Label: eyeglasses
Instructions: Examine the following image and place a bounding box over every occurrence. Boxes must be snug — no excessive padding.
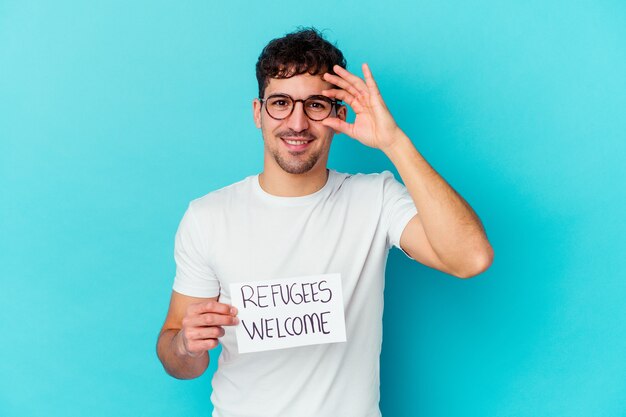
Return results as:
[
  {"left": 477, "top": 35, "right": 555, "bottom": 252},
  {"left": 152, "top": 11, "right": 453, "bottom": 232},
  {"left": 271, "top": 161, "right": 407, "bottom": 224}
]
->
[{"left": 259, "top": 94, "right": 340, "bottom": 121}]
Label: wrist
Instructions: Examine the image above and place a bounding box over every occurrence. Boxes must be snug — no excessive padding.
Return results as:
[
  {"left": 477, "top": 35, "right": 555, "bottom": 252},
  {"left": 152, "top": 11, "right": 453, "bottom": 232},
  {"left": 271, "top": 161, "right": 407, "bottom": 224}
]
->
[{"left": 380, "top": 128, "right": 411, "bottom": 157}]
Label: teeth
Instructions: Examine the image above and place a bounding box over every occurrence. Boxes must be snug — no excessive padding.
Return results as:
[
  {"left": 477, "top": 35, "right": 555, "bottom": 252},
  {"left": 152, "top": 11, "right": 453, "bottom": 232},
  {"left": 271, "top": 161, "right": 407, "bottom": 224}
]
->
[{"left": 285, "top": 140, "right": 309, "bottom": 145}]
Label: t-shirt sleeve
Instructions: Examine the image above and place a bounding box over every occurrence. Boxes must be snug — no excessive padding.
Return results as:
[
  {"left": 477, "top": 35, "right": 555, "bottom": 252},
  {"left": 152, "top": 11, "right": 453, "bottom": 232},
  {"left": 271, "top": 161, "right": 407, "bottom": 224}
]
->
[
  {"left": 172, "top": 203, "right": 220, "bottom": 298},
  {"left": 381, "top": 171, "right": 418, "bottom": 257}
]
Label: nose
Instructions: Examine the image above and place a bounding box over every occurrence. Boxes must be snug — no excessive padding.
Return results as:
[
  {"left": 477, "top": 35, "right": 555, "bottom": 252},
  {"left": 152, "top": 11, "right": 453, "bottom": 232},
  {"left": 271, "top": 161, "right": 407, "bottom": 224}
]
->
[{"left": 285, "top": 101, "right": 309, "bottom": 132}]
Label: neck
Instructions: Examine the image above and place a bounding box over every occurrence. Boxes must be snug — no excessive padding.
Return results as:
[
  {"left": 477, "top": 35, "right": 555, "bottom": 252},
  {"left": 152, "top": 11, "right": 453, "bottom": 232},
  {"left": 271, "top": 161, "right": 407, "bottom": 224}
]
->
[{"left": 258, "top": 165, "right": 329, "bottom": 197}]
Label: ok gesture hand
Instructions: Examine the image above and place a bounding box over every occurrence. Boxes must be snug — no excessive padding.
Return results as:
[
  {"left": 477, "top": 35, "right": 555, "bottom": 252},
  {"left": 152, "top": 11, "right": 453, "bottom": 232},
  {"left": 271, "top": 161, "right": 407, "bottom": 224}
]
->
[{"left": 322, "top": 63, "right": 402, "bottom": 152}]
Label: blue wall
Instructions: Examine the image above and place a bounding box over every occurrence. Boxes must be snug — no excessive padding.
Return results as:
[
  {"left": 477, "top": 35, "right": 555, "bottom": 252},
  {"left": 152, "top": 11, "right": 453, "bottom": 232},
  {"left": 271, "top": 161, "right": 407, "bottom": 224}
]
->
[{"left": 1, "top": 1, "right": 625, "bottom": 416}]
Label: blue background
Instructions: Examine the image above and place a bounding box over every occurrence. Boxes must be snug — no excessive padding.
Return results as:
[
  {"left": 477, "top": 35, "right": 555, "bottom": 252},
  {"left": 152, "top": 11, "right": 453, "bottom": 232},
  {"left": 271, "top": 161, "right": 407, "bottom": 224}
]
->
[{"left": 1, "top": 1, "right": 625, "bottom": 416}]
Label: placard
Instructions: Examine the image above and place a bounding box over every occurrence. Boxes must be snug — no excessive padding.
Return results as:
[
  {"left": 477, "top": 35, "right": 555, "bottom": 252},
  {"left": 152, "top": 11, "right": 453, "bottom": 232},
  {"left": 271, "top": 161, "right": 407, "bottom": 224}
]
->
[{"left": 229, "top": 273, "right": 346, "bottom": 354}]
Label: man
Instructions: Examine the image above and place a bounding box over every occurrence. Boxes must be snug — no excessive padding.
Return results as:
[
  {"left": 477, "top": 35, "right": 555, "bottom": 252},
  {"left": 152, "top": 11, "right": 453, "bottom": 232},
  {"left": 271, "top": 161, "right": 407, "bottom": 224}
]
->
[{"left": 157, "top": 28, "right": 493, "bottom": 416}]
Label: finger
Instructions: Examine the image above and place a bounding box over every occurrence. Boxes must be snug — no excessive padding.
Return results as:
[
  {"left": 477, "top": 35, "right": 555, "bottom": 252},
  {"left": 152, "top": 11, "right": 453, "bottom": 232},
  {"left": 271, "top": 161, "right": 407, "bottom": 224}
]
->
[
  {"left": 332, "top": 65, "right": 369, "bottom": 95},
  {"left": 321, "top": 89, "right": 363, "bottom": 112},
  {"left": 190, "top": 326, "right": 226, "bottom": 340},
  {"left": 362, "top": 63, "right": 380, "bottom": 95},
  {"left": 182, "top": 326, "right": 224, "bottom": 345},
  {"left": 184, "top": 312, "right": 240, "bottom": 328},
  {"left": 322, "top": 117, "right": 354, "bottom": 137},
  {"left": 189, "top": 300, "right": 237, "bottom": 316},
  {"left": 323, "top": 72, "right": 362, "bottom": 99},
  {"left": 186, "top": 338, "right": 219, "bottom": 354}
]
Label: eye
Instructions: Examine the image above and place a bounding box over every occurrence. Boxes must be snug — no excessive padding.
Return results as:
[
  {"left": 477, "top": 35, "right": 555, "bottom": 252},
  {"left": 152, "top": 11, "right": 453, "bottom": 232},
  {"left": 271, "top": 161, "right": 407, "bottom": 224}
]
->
[
  {"left": 306, "top": 99, "right": 330, "bottom": 111},
  {"left": 268, "top": 97, "right": 291, "bottom": 108}
]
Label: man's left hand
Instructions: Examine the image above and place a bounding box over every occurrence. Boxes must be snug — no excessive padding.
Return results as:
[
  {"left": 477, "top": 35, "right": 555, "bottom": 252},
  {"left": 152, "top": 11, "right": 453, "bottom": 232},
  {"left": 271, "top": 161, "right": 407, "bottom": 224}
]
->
[{"left": 322, "top": 63, "right": 402, "bottom": 152}]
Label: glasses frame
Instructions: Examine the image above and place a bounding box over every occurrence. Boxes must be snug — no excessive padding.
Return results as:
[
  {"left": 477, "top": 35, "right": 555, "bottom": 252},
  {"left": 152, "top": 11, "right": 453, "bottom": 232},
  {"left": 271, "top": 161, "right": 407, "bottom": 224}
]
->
[{"left": 259, "top": 93, "right": 341, "bottom": 121}]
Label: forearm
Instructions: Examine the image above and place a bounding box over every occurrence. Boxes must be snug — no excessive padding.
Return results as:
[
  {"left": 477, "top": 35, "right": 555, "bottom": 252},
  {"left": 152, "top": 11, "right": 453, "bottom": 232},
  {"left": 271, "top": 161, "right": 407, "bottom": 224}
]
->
[
  {"left": 157, "top": 329, "right": 209, "bottom": 380},
  {"left": 382, "top": 130, "right": 493, "bottom": 274}
]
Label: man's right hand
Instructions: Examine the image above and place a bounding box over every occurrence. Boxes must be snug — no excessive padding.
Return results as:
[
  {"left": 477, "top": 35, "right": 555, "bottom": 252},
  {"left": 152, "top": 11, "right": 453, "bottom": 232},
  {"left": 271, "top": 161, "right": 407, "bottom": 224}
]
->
[{"left": 176, "top": 300, "right": 239, "bottom": 357}]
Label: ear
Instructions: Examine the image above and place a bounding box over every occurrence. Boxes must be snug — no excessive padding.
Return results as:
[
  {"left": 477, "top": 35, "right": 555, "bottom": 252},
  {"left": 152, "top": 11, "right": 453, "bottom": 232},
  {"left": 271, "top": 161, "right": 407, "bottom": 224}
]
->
[
  {"left": 253, "top": 99, "right": 262, "bottom": 128},
  {"left": 336, "top": 104, "right": 347, "bottom": 122}
]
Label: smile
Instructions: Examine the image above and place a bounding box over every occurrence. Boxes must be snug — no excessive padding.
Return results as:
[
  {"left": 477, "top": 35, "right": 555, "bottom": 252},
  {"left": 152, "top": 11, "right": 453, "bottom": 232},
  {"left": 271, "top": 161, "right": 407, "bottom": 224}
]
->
[{"left": 281, "top": 137, "right": 314, "bottom": 151}]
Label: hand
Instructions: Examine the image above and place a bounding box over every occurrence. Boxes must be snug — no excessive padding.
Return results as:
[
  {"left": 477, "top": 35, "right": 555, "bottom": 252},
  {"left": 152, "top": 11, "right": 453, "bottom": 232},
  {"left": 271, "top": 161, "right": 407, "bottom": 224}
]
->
[
  {"left": 322, "top": 63, "right": 401, "bottom": 151},
  {"left": 176, "top": 300, "right": 239, "bottom": 357}
]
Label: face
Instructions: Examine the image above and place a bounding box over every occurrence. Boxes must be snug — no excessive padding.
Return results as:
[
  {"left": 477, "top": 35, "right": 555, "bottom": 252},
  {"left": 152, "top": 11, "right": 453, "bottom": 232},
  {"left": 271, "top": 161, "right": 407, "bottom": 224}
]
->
[{"left": 253, "top": 73, "right": 346, "bottom": 175}]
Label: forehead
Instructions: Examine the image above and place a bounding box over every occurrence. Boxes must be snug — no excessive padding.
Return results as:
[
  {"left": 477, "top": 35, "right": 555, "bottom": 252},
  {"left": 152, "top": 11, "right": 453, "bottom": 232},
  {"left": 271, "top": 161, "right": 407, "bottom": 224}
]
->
[{"left": 264, "top": 73, "right": 334, "bottom": 98}]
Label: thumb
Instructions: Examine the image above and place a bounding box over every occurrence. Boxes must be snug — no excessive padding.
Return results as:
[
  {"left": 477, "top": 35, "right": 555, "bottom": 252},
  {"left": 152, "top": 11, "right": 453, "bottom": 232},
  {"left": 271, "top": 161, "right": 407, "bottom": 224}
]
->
[{"left": 322, "top": 117, "right": 353, "bottom": 137}]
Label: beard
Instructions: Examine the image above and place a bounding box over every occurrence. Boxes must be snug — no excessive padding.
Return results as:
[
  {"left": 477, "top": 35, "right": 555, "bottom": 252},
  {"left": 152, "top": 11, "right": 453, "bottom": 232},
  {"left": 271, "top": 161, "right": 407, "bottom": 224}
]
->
[
  {"left": 272, "top": 147, "right": 321, "bottom": 174},
  {"left": 266, "top": 129, "right": 324, "bottom": 175}
]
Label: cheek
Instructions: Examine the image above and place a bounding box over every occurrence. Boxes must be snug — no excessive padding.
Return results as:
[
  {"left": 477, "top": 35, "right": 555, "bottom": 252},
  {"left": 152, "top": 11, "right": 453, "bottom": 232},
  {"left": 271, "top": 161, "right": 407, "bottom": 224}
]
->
[
  {"left": 260, "top": 118, "right": 283, "bottom": 140},
  {"left": 319, "top": 125, "right": 336, "bottom": 139}
]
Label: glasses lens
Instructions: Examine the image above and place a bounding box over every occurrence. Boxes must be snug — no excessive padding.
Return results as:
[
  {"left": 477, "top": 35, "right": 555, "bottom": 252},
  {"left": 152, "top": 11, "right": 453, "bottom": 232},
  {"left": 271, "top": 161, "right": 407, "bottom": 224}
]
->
[
  {"left": 304, "top": 96, "right": 333, "bottom": 121},
  {"left": 265, "top": 95, "right": 293, "bottom": 119},
  {"left": 264, "top": 95, "right": 335, "bottom": 120}
]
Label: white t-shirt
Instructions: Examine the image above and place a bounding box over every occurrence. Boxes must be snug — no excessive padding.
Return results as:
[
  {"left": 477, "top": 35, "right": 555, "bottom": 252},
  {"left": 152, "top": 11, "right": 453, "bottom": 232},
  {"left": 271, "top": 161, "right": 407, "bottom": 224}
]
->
[{"left": 173, "top": 169, "right": 417, "bottom": 417}]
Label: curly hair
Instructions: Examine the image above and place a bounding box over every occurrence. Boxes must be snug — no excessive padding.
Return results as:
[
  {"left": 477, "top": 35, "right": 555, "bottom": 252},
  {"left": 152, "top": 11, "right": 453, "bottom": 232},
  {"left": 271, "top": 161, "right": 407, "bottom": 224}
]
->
[{"left": 255, "top": 27, "right": 347, "bottom": 99}]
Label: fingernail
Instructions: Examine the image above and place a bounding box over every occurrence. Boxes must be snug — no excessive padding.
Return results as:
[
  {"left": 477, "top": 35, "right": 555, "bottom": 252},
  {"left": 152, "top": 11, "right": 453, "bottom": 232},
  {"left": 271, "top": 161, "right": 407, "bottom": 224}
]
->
[{"left": 230, "top": 307, "right": 238, "bottom": 315}]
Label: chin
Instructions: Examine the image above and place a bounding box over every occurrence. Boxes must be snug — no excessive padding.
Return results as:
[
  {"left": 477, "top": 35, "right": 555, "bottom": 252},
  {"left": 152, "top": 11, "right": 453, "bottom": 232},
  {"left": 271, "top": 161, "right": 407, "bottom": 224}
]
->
[{"left": 274, "top": 153, "right": 321, "bottom": 175}]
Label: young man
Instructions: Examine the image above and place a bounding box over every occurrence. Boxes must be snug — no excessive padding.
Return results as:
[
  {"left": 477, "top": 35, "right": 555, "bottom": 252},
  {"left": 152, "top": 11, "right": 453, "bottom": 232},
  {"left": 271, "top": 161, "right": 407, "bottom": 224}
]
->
[{"left": 157, "top": 28, "right": 493, "bottom": 416}]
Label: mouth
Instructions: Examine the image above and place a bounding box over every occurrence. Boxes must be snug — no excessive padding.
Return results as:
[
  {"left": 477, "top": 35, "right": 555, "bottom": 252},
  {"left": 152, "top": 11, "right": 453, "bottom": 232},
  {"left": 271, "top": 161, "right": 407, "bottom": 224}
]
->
[{"left": 281, "top": 137, "right": 314, "bottom": 151}]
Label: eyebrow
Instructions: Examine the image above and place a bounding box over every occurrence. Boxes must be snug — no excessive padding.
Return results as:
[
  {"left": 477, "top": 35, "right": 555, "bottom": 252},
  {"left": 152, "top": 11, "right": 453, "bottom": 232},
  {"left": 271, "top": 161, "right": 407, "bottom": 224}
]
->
[{"left": 266, "top": 93, "right": 326, "bottom": 98}]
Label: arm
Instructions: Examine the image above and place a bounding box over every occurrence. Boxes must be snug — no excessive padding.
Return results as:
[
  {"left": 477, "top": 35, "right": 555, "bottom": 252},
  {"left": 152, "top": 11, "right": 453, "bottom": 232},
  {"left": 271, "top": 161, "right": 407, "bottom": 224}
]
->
[
  {"left": 387, "top": 134, "right": 493, "bottom": 278},
  {"left": 156, "top": 291, "right": 238, "bottom": 379},
  {"left": 322, "top": 64, "right": 493, "bottom": 278}
]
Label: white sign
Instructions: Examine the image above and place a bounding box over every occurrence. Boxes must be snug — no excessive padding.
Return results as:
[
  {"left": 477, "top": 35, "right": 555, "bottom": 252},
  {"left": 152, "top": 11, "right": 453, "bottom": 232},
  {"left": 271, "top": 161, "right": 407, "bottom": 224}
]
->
[{"left": 229, "top": 273, "right": 346, "bottom": 354}]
